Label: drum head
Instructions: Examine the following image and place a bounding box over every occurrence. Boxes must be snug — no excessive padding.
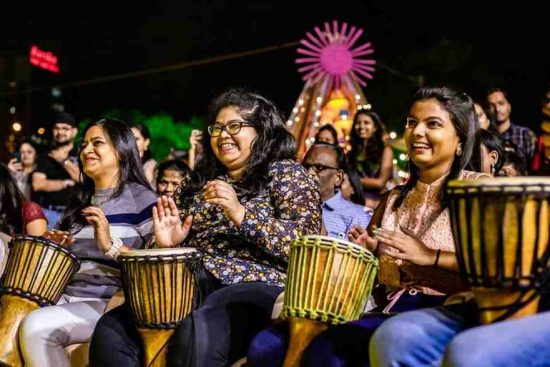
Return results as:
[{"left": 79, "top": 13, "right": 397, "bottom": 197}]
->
[
  {"left": 11, "top": 234, "right": 59, "bottom": 248},
  {"left": 298, "top": 235, "right": 375, "bottom": 257},
  {"left": 448, "top": 177, "right": 550, "bottom": 193},
  {"left": 9, "top": 234, "right": 79, "bottom": 260},
  {"left": 119, "top": 247, "right": 199, "bottom": 259}
]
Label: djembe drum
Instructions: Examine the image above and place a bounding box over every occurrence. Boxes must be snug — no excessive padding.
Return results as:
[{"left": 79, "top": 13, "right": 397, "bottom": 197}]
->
[
  {"left": 119, "top": 247, "right": 202, "bottom": 367},
  {"left": 0, "top": 235, "right": 80, "bottom": 366},
  {"left": 447, "top": 177, "right": 550, "bottom": 323},
  {"left": 281, "top": 235, "right": 379, "bottom": 367}
]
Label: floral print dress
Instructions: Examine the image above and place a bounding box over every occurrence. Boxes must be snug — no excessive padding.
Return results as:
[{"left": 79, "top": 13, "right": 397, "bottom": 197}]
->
[{"left": 174, "top": 159, "right": 322, "bottom": 287}]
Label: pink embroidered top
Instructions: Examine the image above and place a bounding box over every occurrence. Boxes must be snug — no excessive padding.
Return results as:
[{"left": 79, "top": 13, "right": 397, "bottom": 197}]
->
[{"left": 378, "top": 170, "right": 489, "bottom": 296}]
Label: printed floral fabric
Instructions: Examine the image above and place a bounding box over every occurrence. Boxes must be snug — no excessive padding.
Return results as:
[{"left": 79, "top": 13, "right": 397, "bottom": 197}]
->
[{"left": 174, "top": 160, "right": 322, "bottom": 287}]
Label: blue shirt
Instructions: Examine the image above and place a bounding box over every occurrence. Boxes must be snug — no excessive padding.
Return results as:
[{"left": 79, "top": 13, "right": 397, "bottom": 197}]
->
[{"left": 322, "top": 191, "right": 373, "bottom": 240}]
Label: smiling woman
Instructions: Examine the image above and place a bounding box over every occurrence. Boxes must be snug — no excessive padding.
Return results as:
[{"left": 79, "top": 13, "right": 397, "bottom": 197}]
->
[
  {"left": 246, "top": 86, "right": 488, "bottom": 367},
  {"left": 15, "top": 118, "right": 157, "bottom": 367},
  {"left": 90, "top": 89, "right": 322, "bottom": 367},
  {"left": 348, "top": 110, "right": 394, "bottom": 209}
]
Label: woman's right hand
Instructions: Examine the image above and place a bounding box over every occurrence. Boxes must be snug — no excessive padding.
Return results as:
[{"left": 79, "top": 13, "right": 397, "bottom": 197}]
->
[
  {"left": 43, "top": 229, "right": 74, "bottom": 248},
  {"left": 152, "top": 196, "right": 192, "bottom": 247},
  {"left": 348, "top": 225, "right": 378, "bottom": 253},
  {"left": 8, "top": 158, "right": 23, "bottom": 173}
]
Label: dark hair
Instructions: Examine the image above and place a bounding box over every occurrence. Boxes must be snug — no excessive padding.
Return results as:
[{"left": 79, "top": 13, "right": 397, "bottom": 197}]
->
[
  {"left": 502, "top": 150, "right": 528, "bottom": 176},
  {"left": 182, "top": 89, "right": 296, "bottom": 197},
  {"left": 348, "top": 110, "right": 386, "bottom": 174},
  {"left": 55, "top": 112, "right": 76, "bottom": 127},
  {"left": 485, "top": 87, "right": 509, "bottom": 100},
  {"left": 58, "top": 118, "right": 153, "bottom": 231},
  {"left": 345, "top": 169, "right": 366, "bottom": 205},
  {"left": 0, "top": 163, "right": 25, "bottom": 235},
  {"left": 16, "top": 139, "right": 40, "bottom": 164},
  {"left": 131, "top": 123, "right": 154, "bottom": 163},
  {"left": 315, "top": 124, "right": 339, "bottom": 145},
  {"left": 481, "top": 129, "right": 505, "bottom": 173},
  {"left": 473, "top": 101, "right": 497, "bottom": 133},
  {"left": 156, "top": 159, "right": 191, "bottom": 183},
  {"left": 394, "top": 86, "right": 481, "bottom": 209},
  {"left": 16, "top": 138, "right": 38, "bottom": 153},
  {"left": 304, "top": 142, "right": 348, "bottom": 171}
]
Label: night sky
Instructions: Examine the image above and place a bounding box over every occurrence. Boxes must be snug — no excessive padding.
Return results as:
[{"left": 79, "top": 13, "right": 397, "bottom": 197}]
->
[{"left": 1, "top": 0, "right": 548, "bottom": 136}]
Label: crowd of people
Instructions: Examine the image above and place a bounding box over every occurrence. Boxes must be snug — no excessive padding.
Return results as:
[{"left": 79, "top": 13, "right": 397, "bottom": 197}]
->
[{"left": 0, "top": 84, "right": 548, "bottom": 367}]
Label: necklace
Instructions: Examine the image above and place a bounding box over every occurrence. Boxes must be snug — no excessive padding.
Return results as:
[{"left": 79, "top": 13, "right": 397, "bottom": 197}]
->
[{"left": 91, "top": 194, "right": 109, "bottom": 207}]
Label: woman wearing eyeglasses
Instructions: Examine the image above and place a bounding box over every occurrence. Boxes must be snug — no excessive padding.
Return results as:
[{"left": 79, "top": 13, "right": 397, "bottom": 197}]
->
[{"left": 90, "top": 89, "right": 322, "bottom": 367}]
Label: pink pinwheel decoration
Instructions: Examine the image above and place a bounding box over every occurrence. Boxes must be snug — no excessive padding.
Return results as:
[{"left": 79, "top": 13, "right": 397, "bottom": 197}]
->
[{"left": 296, "top": 20, "right": 376, "bottom": 89}]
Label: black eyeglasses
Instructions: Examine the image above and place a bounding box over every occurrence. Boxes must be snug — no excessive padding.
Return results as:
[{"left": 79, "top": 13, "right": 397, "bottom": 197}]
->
[
  {"left": 207, "top": 120, "right": 253, "bottom": 137},
  {"left": 303, "top": 163, "right": 340, "bottom": 174}
]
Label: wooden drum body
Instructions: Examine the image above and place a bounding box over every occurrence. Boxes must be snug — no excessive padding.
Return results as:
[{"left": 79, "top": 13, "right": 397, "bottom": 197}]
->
[
  {"left": 119, "top": 247, "right": 202, "bottom": 367},
  {"left": 0, "top": 235, "right": 80, "bottom": 366},
  {"left": 282, "top": 235, "right": 379, "bottom": 366},
  {"left": 448, "top": 177, "right": 550, "bottom": 323}
]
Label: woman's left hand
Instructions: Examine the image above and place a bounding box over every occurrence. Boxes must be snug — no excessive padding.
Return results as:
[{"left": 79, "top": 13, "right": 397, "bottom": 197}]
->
[
  {"left": 374, "top": 225, "right": 436, "bottom": 266},
  {"left": 82, "top": 206, "right": 111, "bottom": 253},
  {"left": 203, "top": 180, "right": 245, "bottom": 227}
]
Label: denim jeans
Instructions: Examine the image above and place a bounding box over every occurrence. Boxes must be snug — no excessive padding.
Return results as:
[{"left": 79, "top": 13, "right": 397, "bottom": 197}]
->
[
  {"left": 247, "top": 292, "right": 447, "bottom": 367},
  {"left": 370, "top": 304, "right": 550, "bottom": 367}
]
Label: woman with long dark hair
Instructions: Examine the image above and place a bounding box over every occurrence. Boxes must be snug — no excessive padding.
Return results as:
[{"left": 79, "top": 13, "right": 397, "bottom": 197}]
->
[
  {"left": 0, "top": 163, "right": 46, "bottom": 236},
  {"left": 341, "top": 169, "right": 366, "bottom": 206},
  {"left": 17, "top": 118, "right": 157, "bottom": 367},
  {"left": 315, "top": 123, "right": 339, "bottom": 145},
  {"left": 131, "top": 123, "right": 157, "bottom": 186},
  {"left": 348, "top": 110, "right": 394, "bottom": 208},
  {"left": 247, "top": 86, "right": 487, "bottom": 367},
  {"left": 90, "top": 89, "right": 321, "bottom": 367}
]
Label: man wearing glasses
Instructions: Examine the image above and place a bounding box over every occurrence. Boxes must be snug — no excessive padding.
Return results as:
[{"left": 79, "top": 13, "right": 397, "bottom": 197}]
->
[{"left": 302, "top": 142, "right": 372, "bottom": 240}]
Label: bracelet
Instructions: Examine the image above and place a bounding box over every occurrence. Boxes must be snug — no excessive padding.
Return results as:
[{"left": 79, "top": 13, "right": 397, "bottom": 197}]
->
[
  {"left": 433, "top": 249, "right": 442, "bottom": 268},
  {"left": 104, "top": 237, "right": 123, "bottom": 260}
]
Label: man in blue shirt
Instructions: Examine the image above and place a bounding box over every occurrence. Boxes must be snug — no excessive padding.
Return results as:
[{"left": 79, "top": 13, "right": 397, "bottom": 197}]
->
[{"left": 302, "top": 142, "right": 372, "bottom": 240}]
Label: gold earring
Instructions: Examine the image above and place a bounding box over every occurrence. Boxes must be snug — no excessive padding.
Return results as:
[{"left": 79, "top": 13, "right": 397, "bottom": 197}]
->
[{"left": 456, "top": 146, "right": 463, "bottom": 156}]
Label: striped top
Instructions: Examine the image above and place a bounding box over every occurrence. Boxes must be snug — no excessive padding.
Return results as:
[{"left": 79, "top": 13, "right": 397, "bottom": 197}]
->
[
  {"left": 64, "top": 183, "right": 157, "bottom": 299},
  {"left": 322, "top": 191, "right": 372, "bottom": 240}
]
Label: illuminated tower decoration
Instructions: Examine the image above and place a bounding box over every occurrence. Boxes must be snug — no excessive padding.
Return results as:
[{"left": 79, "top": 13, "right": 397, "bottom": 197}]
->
[{"left": 287, "top": 21, "right": 376, "bottom": 156}]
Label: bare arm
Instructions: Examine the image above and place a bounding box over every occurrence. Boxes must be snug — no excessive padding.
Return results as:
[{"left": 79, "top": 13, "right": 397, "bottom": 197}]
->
[
  {"left": 32, "top": 172, "right": 74, "bottom": 192},
  {"left": 188, "top": 148, "right": 196, "bottom": 170},
  {"left": 144, "top": 163, "right": 156, "bottom": 185},
  {"left": 360, "top": 146, "right": 394, "bottom": 190},
  {"left": 62, "top": 160, "right": 82, "bottom": 183},
  {"left": 25, "top": 219, "right": 47, "bottom": 236},
  {"left": 433, "top": 251, "right": 459, "bottom": 272}
]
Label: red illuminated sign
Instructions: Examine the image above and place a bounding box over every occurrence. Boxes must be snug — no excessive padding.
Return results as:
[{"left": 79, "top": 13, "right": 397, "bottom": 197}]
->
[{"left": 29, "top": 45, "right": 60, "bottom": 73}]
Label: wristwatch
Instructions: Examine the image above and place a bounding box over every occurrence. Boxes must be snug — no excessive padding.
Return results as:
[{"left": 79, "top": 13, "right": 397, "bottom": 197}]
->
[{"left": 104, "top": 237, "right": 123, "bottom": 260}]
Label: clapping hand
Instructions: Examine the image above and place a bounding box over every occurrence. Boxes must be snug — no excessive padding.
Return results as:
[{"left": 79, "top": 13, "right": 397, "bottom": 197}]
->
[
  {"left": 152, "top": 196, "right": 193, "bottom": 247},
  {"left": 348, "top": 225, "right": 378, "bottom": 253},
  {"left": 203, "top": 180, "right": 245, "bottom": 227},
  {"left": 81, "top": 206, "right": 111, "bottom": 252},
  {"left": 373, "top": 225, "right": 436, "bottom": 266}
]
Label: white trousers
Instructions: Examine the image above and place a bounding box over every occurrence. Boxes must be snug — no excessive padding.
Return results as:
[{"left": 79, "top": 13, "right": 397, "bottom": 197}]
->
[{"left": 19, "top": 294, "right": 108, "bottom": 367}]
